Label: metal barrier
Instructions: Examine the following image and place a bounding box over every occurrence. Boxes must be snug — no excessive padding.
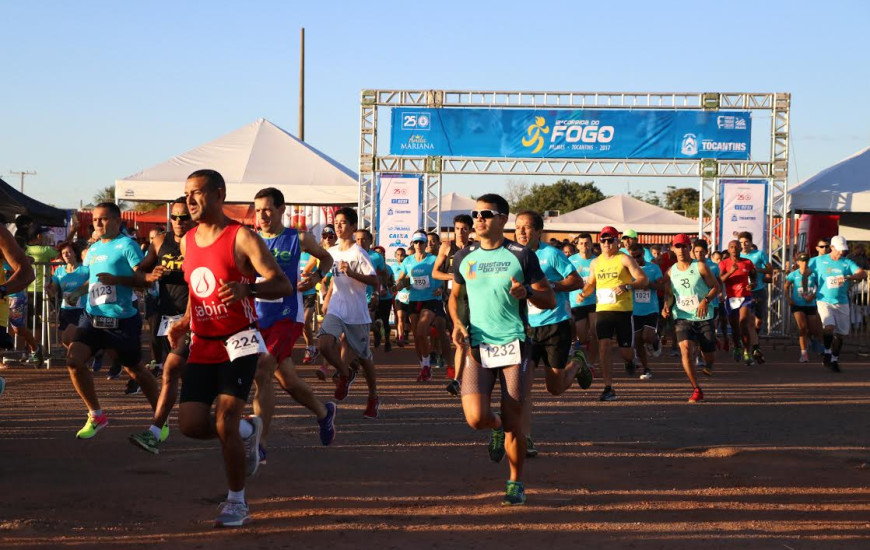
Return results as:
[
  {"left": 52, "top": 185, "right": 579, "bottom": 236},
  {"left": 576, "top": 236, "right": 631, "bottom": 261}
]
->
[
  {"left": 849, "top": 278, "right": 870, "bottom": 354},
  {"left": 2, "top": 262, "right": 60, "bottom": 368}
]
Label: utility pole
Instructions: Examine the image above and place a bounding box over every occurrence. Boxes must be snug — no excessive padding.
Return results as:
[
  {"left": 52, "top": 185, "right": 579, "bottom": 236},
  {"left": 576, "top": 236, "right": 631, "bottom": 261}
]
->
[
  {"left": 10, "top": 170, "right": 36, "bottom": 193},
  {"left": 299, "top": 27, "right": 305, "bottom": 141}
]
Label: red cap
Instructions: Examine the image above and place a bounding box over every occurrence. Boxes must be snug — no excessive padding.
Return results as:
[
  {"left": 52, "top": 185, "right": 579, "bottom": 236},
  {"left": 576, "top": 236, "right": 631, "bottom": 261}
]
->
[
  {"left": 600, "top": 226, "right": 618, "bottom": 239},
  {"left": 672, "top": 233, "right": 692, "bottom": 246}
]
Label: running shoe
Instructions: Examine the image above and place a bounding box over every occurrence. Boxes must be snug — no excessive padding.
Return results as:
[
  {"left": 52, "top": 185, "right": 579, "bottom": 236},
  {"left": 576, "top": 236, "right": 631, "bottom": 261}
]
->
[
  {"left": 823, "top": 352, "right": 832, "bottom": 366},
  {"left": 397, "top": 336, "right": 405, "bottom": 348},
  {"left": 743, "top": 350, "right": 754, "bottom": 366},
  {"left": 76, "top": 413, "right": 108, "bottom": 439},
  {"left": 688, "top": 387, "right": 704, "bottom": 403},
  {"left": 214, "top": 500, "right": 250, "bottom": 528},
  {"left": 106, "top": 362, "right": 122, "bottom": 380},
  {"left": 91, "top": 354, "right": 103, "bottom": 372},
  {"left": 124, "top": 379, "right": 141, "bottom": 395},
  {"left": 702, "top": 364, "right": 714, "bottom": 377},
  {"left": 416, "top": 365, "right": 432, "bottom": 382},
  {"left": 160, "top": 423, "right": 169, "bottom": 442},
  {"left": 650, "top": 337, "right": 662, "bottom": 357},
  {"left": 319, "top": 402, "right": 337, "bottom": 444},
  {"left": 525, "top": 436, "right": 538, "bottom": 458},
  {"left": 599, "top": 386, "right": 617, "bottom": 402},
  {"left": 146, "top": 360, "right": 159, "bottom": 371},
  {"left": 752, "top": 348, "right": 765, "bottom": 364},
  {"left": 668, "top": 347, "right": 680, "bottom": 357},
  {"left": 829, "top": 359, "right": 841, "bottom": 373},
  {"left": 243, "top": 416, "right": 263, "bottom": 477},
  {"left": 334, "top": 370, "right": 356, "bottom": 401},
  {"left": 0, "top": 376, "right": 5, "bottom": 397},
  {"left": 799, "top": 354, "right": 809, "bottom": 363},
  {"left": 502, "top": 480, "right": 526, "bottom": 506},
  {"left": 639, "top": 368, "right": 653, "bottom": 380},
  {"left": 363, "top": 396, "right": 380, "bottom": 419},
  {"left": 446, "top": 379, "right": 461, "bottom": 396},
  {"left": 258, "top": 444, "right": 267, "bottom": 465},
  {"left": 624, "top": 359, "right": 636, "bottom": 376},
  {"left": 489, "top": 424, "right": 506, "bottom": 463},
  {"left": 315, "top": 364, "right": 329, "bottom": 381},
  {"left": 732, "top": 346, "right": 742, "bottom": 363},
  {"left": 696, "top": 356, "right": 706, "bottom": 369},
  {"left": 129, "top": 430, "right": 160, "bottom": 454},
  {"left": 574, "top": 350, "right": 593, "bottom": 390}
]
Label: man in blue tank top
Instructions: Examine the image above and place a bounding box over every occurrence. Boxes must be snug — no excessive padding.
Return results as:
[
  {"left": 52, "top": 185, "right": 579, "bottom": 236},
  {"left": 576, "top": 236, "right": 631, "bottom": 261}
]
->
[{"left": 251, "top": 188, "right": 337, "bottom": 458}]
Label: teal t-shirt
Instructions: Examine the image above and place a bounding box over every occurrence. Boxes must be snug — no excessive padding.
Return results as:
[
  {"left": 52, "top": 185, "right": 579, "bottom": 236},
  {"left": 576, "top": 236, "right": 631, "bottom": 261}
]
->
[
  {"left": 453, "top": 239, "right": 545, "bottom": 347},
  {"left": 786, "top": 269, "right": 817, "bottom": 307},
  {"left": 528, "top": 243, "right": 576, "bottom": 328},
  {"left": 813, "top": 255, "right": 859, "bottom": 305},
  {"left": 366, "top": 250, "right": 387, "bottom": 302},
  {"left": 400, "top": 253, "right": 439, "bottom": 302},
  {"left": 741, "top": 250, "right": 768, "bottom": 291},
  {"left": 390, "top": 262, "right": 409, "bottom": 304},
  {"left": 299, "top": 252, "right": 317, "bottom": 297},
  {"left": 83, "top": 234, "right": 143, "bottom": 318},
  {"left": 632, "top": 263, "right": 662, "bottom": 317},
  {"left": 51, "top": 264, "right": 90, "bottom": 309},
  {"left": 568, "top": 253, "right": 596, "bottom": 307},
  {"left": 705, "top": 259, "right": 721, "bottom": 308},
  {"left": 668, "top": 260, "right": 713, "bottom": 321}
]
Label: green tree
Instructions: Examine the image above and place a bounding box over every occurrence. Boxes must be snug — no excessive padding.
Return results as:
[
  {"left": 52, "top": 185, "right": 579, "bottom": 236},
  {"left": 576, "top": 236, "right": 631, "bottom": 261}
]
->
[
  {"left": 90, "top": 186, "right": 163, "bottom": 211},
  {"left": 664, "top": 186, "right": 700, "bottom": 215},
  {"left": 629, "top": 190, "right": 662, "bottom": 207},
  {"left": 514, "top": 179, "right": 605, "bottom": 214}
]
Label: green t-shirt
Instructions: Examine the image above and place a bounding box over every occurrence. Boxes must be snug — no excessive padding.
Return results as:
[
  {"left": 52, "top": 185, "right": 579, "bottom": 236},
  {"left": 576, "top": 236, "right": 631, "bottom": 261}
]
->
[
  {"left": 26, "top": 245, "right": 59, "bottom": 293},
  {"left": 453, "top": 239, "right": 545, "bottom": 347}
]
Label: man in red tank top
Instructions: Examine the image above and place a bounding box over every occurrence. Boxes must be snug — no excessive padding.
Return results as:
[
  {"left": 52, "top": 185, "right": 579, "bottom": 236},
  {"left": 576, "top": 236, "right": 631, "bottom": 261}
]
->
[{"left": 167, "top": 169, "right": 293, "bottom": 528}]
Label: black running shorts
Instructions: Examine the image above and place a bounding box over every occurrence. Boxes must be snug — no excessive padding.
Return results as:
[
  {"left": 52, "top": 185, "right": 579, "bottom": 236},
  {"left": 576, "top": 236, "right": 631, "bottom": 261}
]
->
[
  {"left": 180, "top": 353, "right": 258, "bottom": 404},
  {"left": 571, "top": 304, "right": 596, "bottom": 322},
  {"left": 674, "top": 318, "right": 717, "bottom": 353},
  {"left": 73, "top": 313, "right": 142, "bottom": 367},
  {"left": 595, "top": 311, "right": 634, "bottom": 348},
  {"left": 527, "top": 319, "right": 573, "bottom": 370}
]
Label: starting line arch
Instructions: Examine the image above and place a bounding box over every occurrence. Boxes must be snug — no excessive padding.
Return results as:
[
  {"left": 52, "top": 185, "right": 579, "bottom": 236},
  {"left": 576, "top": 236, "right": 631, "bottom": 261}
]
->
[{"left": 358, "top": 89, "right": 790, "bottom": 334}]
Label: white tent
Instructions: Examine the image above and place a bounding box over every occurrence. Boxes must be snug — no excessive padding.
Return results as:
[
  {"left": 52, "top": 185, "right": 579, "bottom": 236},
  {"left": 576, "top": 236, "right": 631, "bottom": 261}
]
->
[
  {"left": 115, "top": 118, "right": 358, "bottom": 205},
  {"left": 790, "top": 146, "right": 870, "bottom": 213},
  {"left": 439, "top": 192, "right": 476, "bottom": 225},
  {"left": 507, "top": 194, "right": 698, "bottom": 234}
]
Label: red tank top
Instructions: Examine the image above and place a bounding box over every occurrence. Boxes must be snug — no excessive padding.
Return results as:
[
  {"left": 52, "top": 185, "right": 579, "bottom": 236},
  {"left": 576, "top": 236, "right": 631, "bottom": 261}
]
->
[
  {"left": 184, "top": 223, "right": 257, "bottom": 363},
  {"left": 718, "top": 257, "right": 754, "bottom": 298}
]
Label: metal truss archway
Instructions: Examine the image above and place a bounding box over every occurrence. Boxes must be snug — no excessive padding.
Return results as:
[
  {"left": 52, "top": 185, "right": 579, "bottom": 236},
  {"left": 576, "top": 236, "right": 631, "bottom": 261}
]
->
[{"left": 358, "top": 90, "right": 790, "bottom": 334}]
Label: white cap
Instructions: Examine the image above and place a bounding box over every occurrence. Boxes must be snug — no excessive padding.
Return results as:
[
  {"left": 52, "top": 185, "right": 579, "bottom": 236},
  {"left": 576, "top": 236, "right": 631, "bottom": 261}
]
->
[{"left": 831, "top": 235, "right": 848, "bottom": 252}]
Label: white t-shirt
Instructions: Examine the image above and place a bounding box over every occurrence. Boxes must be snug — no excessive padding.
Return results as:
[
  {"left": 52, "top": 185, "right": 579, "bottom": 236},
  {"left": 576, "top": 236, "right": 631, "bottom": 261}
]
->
[{"left": 327, "top": 243, "right": 376, "bottom": 324}]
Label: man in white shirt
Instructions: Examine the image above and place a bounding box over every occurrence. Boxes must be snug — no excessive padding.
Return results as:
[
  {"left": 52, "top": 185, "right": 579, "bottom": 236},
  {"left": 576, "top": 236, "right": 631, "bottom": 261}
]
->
[{"left": 318, "top": 207, "right": 381, "bottom": 418}]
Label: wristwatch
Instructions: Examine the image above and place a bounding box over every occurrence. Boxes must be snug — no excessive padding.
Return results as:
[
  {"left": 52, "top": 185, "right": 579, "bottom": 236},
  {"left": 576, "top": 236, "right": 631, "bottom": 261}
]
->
[
  {"left": 247, "top": 282, "right": 258, "bottom": 297},
  {"left": 703, "top": 296, "right": 711, "bottom": 303}
]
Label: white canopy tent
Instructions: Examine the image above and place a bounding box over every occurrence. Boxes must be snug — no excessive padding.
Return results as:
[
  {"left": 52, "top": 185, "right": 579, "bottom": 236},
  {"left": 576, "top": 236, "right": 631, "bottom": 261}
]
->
[
  {"left": 506, "top": 194, "right": 697, "bottom": 234},
  {"left": 115, "top": 118, "right": 358, "bottom": 205},
  {"left": 439, "top": 192, "right": 477, "bottom": 226},
  {"left": 789, "top": 146, "right": 870, "bottom": 213}
]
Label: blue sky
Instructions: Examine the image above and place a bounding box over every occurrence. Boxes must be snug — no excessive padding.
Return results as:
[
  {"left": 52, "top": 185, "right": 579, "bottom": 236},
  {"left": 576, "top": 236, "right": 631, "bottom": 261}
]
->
[{"left": 1, "top": 0, "right": 868, "bottom": 209}]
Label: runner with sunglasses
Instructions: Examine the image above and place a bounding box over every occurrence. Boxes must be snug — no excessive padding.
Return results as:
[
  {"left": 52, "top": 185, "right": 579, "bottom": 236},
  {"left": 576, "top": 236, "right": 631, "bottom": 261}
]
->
[
  {"left": 577, "top": 226, "right": 648, "bottom": 402},
  {"left": 397, "top": 230, "right": 445, "bottom": 382},
  {"left": 450, "top": 194, "right": 554, "bottom": 506},
  {"left": 128, "top": 198, "right": 195, "bottom": 453},
  {"left": 662, "top": 234, "right": 720, "bottom": 403}
]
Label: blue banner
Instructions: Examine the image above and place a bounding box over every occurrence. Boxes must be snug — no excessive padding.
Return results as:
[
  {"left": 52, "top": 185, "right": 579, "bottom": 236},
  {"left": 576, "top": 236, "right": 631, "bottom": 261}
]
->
[{"left": 390, "top": 108, "right": 751, "bottom": 160}]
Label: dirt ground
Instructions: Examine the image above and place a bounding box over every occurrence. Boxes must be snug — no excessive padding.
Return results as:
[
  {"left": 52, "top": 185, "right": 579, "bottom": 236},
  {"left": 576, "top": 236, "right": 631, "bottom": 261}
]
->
[{"left": 1, "top": 341, "right": 869, "bottom": 549}]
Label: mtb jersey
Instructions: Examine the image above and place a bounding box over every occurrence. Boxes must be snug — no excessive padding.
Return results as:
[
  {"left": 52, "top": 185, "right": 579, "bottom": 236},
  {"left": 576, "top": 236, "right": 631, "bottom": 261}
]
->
[{"left": 453, "top": 239, "right": 545, "bottom": 347}]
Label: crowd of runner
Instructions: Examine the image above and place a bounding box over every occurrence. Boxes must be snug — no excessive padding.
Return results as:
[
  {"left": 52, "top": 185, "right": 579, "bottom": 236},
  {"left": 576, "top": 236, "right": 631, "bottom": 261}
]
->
[{"left": 0, "top": 172, "right": 866, "bottom": 525}]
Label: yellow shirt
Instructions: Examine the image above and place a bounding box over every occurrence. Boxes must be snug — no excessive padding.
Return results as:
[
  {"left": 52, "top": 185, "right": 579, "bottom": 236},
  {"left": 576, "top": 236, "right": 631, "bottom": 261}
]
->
[{"left": 594, "top": 253, "right": 633, "bottom": 312}]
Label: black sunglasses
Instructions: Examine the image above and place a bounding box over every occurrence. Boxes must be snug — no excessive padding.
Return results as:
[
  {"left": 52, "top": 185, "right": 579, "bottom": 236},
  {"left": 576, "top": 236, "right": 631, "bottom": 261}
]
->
[
  {"left": 471, "top": 209, "right": 505, "bottom": 220},
  {"left": 600, "top": 237, "right": 616, "bottom": 244},
  {"left": 322, "top": 233, "right": 336, "bottom": 238},
  {"left": 817, "top": 244, "right": 829, "bottom": 249},
  {"left": 170, "top": 214, "right": 192, "bottom": 222}
]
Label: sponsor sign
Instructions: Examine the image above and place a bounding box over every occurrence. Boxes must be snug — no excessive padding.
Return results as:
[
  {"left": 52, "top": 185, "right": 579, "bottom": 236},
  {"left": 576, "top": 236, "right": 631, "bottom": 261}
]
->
[
  {"left": 719, "top": 179, "right": 768, "bottom": 251},
  {"left": 390, "top": 108, "right": 751, "bottom": 160},
  {"left": 376, "top": 175, "right": 422, "bottom": 261}
]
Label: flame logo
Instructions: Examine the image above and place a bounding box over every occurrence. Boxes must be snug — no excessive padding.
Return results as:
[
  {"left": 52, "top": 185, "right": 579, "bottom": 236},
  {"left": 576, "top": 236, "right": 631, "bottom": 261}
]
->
[
  {"left": 521, "top": 116, "right": 549, "bottom": 154},
  {"left": 190, "top": 267, "right": 216, "bottom": 299}
]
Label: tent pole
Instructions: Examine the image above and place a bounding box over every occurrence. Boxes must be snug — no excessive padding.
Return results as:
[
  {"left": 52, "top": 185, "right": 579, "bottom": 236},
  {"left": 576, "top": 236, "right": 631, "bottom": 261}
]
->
[{"left": 299, "top": 27, "right": 305, "bottom": 141}]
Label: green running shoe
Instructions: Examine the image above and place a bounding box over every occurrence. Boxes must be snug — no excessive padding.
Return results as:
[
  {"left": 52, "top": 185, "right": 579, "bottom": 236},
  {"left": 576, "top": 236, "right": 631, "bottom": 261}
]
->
[
  {"left": 525, "top": 436, "right": 538, "bottom": 458},
  {"left": 743, "top": 349, "right": 754, "bottom": 366},
  {"left": 160, "top": 423, "right": 170, "bottom": 442},
  {"left": 573, "top": 350, "right": 593, "bottom": 390},
  {"left": 76, "top": 413, "right": 108, "bottom": 439},
  {"left": 732, "top": 346, "right": 742, "bottom": 363},
  {"left": 502, "top": 480, "right": 526, "bottom": 506},
  {"left": 489, "top": 424, "right": 506, "bottom": 463},
  {"left": 129, "top": 430, "right": 160, "bottom": 454}
]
